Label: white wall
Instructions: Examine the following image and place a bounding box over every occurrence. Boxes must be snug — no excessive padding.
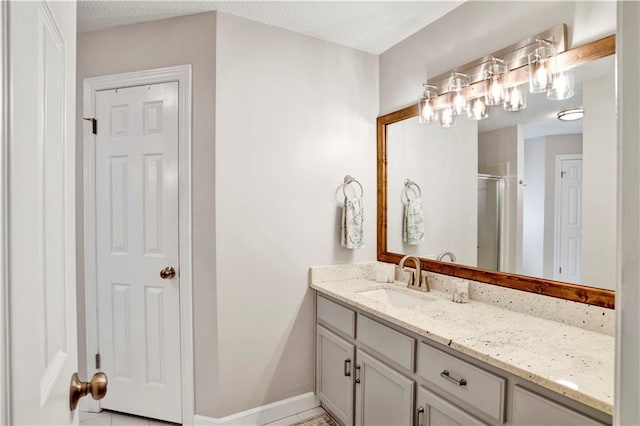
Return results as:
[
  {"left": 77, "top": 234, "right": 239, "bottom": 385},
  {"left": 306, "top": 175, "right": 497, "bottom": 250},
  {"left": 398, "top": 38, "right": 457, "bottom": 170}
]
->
[
  {"left": 76, "top": 12, "right": 220, "bottom": 416},
  {"left": 582, "top": 73, "right": 617, "bottom": 290},
  {"left": 478, "top": 126, "right": 522, "bottom": 273},
  {"left": 386, "top": 117, "right": 477, "bottom": 264},
  {"left": 77, "top": 11, "right": 379, "bottom": 418},
  {"left": 616, "top": 3, "right": 640, "bottom": 424},
  {"left": 214, "top": 12, "right": 378, "bottom": 416},
  {"left": 522, "top": 137, "right": 546, "bottom": 277},
  {"left": 379, "top": 1, "right": 616, "bottom": 114},
  {"left": 542, "top": 134, "right": 582, "bottom": 279}
]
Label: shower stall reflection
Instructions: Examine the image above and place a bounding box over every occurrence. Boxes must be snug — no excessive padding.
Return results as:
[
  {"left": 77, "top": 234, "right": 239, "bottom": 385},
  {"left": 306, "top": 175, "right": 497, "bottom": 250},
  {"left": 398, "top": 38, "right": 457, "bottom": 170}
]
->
[{"left": 477, "top": 174, "right": 504, "bottom": 271}]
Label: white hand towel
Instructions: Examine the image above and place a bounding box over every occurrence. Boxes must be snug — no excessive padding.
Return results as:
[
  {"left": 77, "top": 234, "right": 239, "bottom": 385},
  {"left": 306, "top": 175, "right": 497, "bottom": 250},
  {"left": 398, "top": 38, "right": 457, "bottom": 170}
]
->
[
  {"left": 341, "top": 197, "right": 364, "bottom": 249},
  {"left": 403, "top": 197, "right": 424, "bottom": 245}
]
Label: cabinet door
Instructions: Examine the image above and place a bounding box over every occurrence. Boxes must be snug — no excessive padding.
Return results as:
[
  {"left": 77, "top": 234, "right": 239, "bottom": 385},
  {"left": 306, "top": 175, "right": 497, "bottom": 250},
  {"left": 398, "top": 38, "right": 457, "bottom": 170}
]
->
[
  {"left": 513, "top": 386, "right": 607, "bottom": 426},
  {"left": 416, "top": 387, "right": 488, "bottom": 426},
  {"left": 355, "top": 349, "right": 414, "bottom": 426},
  {"left": 317, "top": 325, "right": 355, "bottom": 425}
]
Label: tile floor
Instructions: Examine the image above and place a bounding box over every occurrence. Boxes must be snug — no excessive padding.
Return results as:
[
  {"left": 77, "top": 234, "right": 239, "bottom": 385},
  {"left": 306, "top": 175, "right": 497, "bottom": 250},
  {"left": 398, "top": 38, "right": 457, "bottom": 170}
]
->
[
  {"left": 79, "top": 410, "right": 179, "bottom": 426},
  {"left": 79, "top": 407, "right": 331, "bottom": 426}
]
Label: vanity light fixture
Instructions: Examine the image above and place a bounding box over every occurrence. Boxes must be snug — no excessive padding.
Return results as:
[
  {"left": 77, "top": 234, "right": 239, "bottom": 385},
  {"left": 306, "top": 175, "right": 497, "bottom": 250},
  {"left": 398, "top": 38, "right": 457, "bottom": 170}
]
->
[
  {"left": 547, "top": 69, "right": 575, "bottom": 100},
  {"left": 418, "top": 84, "right": 439, "bottom": 123},
  {"left": 503, "top": 84, "right": 527, "bottom": 111},
  {"left": 528, "top": 37, "right": 557, "bottom": 93},
  {"left": 557, "top": 107, "right": 584, "bottom": 121},
  {"left": 446, "top": 72, "right": 470, "bottom": 115},
  {"left": 485, "top": 57, "right": 507, "bottom": 106},
  {"left": 467, "top": 97, "right": 488, "bottom": 120}
]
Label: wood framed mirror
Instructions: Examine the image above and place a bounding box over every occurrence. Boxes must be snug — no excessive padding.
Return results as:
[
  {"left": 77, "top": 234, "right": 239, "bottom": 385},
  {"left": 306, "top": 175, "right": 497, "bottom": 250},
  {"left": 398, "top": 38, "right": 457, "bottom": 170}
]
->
[{"left": 377, "top": 35, "right": 616, "bottom": 309}]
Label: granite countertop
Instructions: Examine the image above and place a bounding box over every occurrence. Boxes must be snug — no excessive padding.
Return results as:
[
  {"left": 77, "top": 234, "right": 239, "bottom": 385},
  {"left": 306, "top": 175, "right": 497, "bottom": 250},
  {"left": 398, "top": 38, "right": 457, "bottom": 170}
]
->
[{"left": 311, "top": 278, "right": 614, "bottom": 415}]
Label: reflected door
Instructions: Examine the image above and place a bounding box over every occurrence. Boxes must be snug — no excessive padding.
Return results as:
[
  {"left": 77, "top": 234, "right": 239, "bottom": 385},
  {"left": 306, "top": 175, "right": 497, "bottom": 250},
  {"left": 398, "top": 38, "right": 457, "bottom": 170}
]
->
[
  {"left": 555, "top": 157, "right": 583, "bottom": 284},
  {"left": 477, "top": 175, "right": 503, "bottom": 271}
]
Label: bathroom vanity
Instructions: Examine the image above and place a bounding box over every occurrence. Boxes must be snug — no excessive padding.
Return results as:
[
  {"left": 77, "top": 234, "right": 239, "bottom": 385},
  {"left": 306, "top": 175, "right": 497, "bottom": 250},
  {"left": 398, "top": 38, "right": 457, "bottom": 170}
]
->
[{"left": 311, "top": 264, "right": 613, "bottom": 426}]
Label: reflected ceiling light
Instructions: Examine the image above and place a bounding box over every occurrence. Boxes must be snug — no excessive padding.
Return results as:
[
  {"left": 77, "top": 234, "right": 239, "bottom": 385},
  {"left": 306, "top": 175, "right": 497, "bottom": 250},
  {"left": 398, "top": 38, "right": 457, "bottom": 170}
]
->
[
  {"left": 503, "top": 85, "right": 527, "bottom": 112},
  {"left": 528, "top": 38, "right": 556, "bottom": 93},
  {"left": 547, "top": 69, "right": 575, "bottom": 100},
  {"left": 440, "top": 106, "right": 455, "bottom": 127},
  {"left": 446, "top": 72, "right": 469, "bottom": 115},
  {"left": 467, "top": 97, "right": 488, "bottom": 120},
  {"left": 418, "top": 84, "right": 439, "bottom": 123},
  {"left": 557, "top": 107, "right": 584, "bottom": 121},
  {"left": 485, "top": 57, "right": 507, "bottom": 106}
]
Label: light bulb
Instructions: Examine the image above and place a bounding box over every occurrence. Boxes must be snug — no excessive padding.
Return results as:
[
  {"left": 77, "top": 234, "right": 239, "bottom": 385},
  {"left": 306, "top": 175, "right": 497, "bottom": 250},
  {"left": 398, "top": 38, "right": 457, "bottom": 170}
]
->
[
  {"left": 487, "top": 76, "right": 505, "bottom": 105},
  {"left": 418, "top": 83, "right": 439, "bottom": 123},
  {"left": 467, "top": 97, "right": 488, "bottom": 120},
  {"left": 504, "top": 85, "right": 527, "bottom": 111},
  {"left": 453, "top": 90, "right": 467, "bottom": 115},
  {"left": 547, "top": 70, "right": 574, "bottom": 100},
  {"left": 440, "top": 107, "right": 455, "bottom": 127}
]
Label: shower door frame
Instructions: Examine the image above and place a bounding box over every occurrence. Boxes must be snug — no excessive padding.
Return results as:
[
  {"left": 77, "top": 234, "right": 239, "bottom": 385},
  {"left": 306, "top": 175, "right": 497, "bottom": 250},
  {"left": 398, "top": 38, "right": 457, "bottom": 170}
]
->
[{"left": 477, "top": 174, "right": 505, "bottom": 272}]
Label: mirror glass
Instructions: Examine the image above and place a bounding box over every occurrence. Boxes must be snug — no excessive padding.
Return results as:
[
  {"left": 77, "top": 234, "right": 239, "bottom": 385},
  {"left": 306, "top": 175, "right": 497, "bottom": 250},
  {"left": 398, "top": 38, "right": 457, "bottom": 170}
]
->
[{"left": 386, "top": 55, "right": 616, "bottom": 291}]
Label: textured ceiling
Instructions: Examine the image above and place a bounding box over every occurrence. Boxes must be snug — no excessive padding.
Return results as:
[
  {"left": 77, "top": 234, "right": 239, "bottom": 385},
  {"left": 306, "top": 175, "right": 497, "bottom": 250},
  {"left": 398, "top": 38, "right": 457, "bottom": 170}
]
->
[{"left": 77, "top": 1, "right": 464, "bottom": 54}]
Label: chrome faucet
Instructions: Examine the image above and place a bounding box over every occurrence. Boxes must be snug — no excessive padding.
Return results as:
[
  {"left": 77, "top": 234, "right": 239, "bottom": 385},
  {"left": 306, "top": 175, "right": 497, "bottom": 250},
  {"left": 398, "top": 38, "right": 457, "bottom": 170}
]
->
[
  {"left": 437, "top": 251, "right": 457, "bottom": 262},
  {"left": 399, "top": 255, "right": 429, "bottom": 292}
]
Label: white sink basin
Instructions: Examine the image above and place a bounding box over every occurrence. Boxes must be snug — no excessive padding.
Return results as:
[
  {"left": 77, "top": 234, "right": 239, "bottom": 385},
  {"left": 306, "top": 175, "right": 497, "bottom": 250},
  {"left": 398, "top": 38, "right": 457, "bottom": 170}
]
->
[{"left": 358, "top": 287, "right": 436, "bottom": 308}]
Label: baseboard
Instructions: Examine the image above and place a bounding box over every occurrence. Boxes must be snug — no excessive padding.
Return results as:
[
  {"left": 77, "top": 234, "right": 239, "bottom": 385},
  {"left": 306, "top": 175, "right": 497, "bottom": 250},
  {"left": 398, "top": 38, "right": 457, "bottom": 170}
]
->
[{"left": 193, "top": 392, "right": 320, "bottom": 425}]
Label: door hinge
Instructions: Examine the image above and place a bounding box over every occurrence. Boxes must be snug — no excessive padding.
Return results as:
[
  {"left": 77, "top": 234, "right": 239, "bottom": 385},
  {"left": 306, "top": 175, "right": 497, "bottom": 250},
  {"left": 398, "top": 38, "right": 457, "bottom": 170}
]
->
[
  {"left": 83, "top": 117, "right": 97, "bottom": 135},
  {"left": 95, "top": 353, "right": 101, "bottom": 369}
]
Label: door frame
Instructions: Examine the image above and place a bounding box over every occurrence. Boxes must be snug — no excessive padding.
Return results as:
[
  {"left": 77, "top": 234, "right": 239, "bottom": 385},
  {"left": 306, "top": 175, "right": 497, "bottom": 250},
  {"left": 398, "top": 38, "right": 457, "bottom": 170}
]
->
[
  {"left": 553, "top": 153, "right": 583, "bottom": 281},
  {"left": 82, "top": 65, "right": 194, "bottom": 422},
  {"left": 0, "top": 2, "right": 9, "bottom": 424}
]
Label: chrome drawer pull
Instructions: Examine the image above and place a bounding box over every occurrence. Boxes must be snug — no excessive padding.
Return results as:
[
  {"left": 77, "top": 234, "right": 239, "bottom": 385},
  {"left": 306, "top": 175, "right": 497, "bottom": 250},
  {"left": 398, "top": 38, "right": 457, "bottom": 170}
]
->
[
  {"left": 440, "top": 370, "right": 467, "bottom": 386},
  {"left": 344, "top": 358, "right": 351, "bottom": 377},
  {"left": 415, "top": 406, "right": 424, "bottom": 426}
]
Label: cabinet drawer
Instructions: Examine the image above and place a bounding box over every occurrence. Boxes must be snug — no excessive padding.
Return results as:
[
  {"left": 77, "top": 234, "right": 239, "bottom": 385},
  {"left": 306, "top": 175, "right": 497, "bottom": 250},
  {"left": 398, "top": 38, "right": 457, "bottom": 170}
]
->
[
  {"left": 357, "top": 315, "right": 415, "bottom": 371},
  {"left": 317, "top": 296, "right": 355, "bottom": 338},
  {"left": 513, "top": 386, "right": 606, "bottom": 425},
  {"left": 417, "top": 342, "right": 506, "bottom": 423}
]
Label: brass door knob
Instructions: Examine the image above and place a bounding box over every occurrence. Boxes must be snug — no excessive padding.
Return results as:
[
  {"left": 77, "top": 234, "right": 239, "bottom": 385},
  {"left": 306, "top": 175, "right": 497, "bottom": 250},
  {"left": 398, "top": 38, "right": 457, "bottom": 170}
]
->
[
  {"left": 69, "top": 372, "right": 108, "bottom": 411},
  {"left": 160, "top": 266, "right": 176, "bottom": 279}
]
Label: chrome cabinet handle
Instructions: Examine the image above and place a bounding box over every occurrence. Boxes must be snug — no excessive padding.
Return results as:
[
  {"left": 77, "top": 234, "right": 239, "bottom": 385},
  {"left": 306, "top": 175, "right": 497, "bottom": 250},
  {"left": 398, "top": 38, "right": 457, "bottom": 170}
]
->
[
  {"left": 440, "top": 370, "right": 467, "bottom": 386},
  {"left": 344, "top": 358, "right": 351, "bottom": 377},
  {"left": 415, "top": 406, "right": 424, "bottom": 426},
  {"left": 355, "top": 364, "right": 361, "bottom": 384}
]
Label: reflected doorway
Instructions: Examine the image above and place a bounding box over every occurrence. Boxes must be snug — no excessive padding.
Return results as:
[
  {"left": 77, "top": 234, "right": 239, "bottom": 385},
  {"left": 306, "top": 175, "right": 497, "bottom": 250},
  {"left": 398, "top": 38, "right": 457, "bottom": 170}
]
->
[{"left": 478, "top": 175, "right": 504, "bottom": 271}]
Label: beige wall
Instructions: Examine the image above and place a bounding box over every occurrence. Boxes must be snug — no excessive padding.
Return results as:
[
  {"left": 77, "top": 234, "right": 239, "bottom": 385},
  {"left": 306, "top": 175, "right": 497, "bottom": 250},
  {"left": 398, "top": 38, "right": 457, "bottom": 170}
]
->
[
  {"left": 77, "top": 10, "right": 378, "bottom": 418},
  {"left": 214, "top": 12, "right": 377, "bottom": 416},
  {"left": 76, "top": 12, "right": 220, "bottom": 415},
  {"left": 582, "top": 72, "right": 617, "bottom": 289}
]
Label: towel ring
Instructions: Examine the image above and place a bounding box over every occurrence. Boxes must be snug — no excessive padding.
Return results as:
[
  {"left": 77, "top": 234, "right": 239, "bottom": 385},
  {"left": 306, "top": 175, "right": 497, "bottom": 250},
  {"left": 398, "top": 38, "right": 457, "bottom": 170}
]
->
[
  {"left": 402, "top": 179, "right": 421, "bottom": 203},
  {"left": 343, "top": 175, "right": 364, "bottom": 199}
]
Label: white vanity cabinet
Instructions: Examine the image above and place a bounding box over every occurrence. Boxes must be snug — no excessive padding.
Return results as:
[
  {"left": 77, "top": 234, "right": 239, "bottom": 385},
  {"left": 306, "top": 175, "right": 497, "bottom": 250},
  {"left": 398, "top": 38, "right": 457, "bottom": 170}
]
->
[
  {"left": 354, "top": 348, "right": 414, "bottom": 426},
  {"left": 416, "top": 387, "right": 488, "bottom": 426},
  {"left": 314, "top": 294, "right": 611, "bottom": 426},
  {"left": 512, "top": 386, "right": 607, "bottom": 426},
  {"left": 316, "top": 325, "right": 355, "bottom": 425}
]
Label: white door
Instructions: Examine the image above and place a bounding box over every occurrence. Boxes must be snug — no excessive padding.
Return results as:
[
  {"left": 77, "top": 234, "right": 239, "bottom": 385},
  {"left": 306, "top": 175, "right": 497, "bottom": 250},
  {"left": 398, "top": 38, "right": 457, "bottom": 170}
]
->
[
  {"left": 95, "top": 82, "right": 182, "bottom": 422},
  {"left": 556, "top": 157, "right": 583, "bottom": 284},
  {"left": 5, "top": 0, "right": 80, "bottom": 424}
]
